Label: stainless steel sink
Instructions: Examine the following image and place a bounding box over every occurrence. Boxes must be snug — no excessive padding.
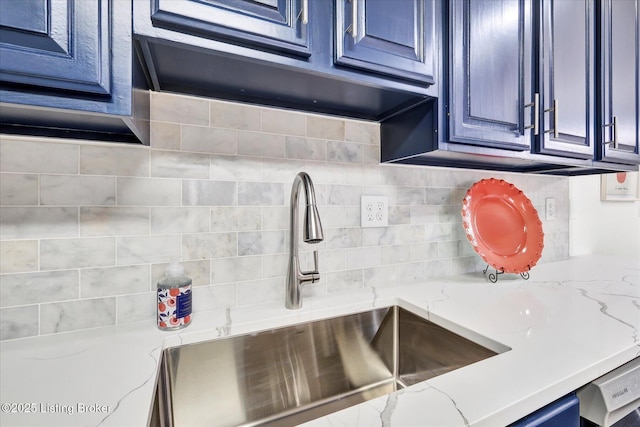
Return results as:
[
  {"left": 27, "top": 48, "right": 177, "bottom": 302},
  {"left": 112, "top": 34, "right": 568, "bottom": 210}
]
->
[{"left": 151, "top": 305, "right": 508, "bottom": 427}]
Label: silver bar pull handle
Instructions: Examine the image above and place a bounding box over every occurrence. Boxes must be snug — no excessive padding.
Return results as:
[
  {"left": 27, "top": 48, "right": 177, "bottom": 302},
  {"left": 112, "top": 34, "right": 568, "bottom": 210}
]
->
[
  {"left": 302, "top": 0, "right": 308, "bottom": 24},
  {"left": 297, "top": 0, "right": 308, "bottom": 24},
  {"left": 603, "top": 116, "right": 618, "bottom": 149},
  {"left": 351, "top": 0, "right": 358, "bottom": 39},
  {"left": 524, "top": 93, "right": 539, "bottom": 135},
  {"left": 544, "top": 99, "right": 559, "bottom": 138}
]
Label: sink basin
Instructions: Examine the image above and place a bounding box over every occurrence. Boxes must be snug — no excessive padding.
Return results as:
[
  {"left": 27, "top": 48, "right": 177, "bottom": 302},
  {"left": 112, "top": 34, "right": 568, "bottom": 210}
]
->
[{"left": 151, "top": 305, "right": 508, "bottom": 426}]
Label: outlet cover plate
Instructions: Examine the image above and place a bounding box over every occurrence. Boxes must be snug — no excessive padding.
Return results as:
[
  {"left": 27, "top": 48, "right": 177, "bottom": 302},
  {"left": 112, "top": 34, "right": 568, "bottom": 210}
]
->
[
  {"left": 545, "top": 197, "right": 556, "bottom": 220},
  {"left": 361, "top": 195, "right": 388, "bottom": 227}
]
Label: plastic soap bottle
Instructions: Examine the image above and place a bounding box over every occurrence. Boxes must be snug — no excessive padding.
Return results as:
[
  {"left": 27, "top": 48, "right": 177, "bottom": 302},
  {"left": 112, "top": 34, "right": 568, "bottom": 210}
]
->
[{"left": 157, "top": 262, "right": 192, "bottom": 330}]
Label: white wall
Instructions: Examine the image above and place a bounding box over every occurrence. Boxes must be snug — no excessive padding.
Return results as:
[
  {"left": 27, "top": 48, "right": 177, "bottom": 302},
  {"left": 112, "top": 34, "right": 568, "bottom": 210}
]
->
[{"left": 570, "top": 174, "right": 640, "bottom": 260}]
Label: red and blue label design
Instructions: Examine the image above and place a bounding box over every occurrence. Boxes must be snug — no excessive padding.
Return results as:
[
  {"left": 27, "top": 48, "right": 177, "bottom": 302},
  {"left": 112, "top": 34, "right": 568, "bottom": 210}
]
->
[{"left": 157, "top": 286, "right": 192, "bottom": 329}]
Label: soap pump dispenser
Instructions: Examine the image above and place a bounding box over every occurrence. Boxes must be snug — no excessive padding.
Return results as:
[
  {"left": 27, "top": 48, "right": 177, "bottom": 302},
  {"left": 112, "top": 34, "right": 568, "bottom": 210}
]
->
[{"left": 157, "top": 262, "right": 192, "bottom": 330}]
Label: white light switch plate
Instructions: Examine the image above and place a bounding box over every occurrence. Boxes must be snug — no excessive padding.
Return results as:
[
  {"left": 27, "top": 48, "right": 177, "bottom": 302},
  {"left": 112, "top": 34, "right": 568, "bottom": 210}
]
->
[
  {"left": 361, "top": 195, "right": 388, "bottom": 227},
  {"left": 545, "top": 197, "right": 556, "bottom": 220}
]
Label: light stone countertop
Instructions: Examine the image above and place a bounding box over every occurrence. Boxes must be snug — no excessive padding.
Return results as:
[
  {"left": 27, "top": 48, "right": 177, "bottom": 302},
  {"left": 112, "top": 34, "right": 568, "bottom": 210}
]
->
[{"left": 0, "top": 254, "right": 638, "bottom": 427}]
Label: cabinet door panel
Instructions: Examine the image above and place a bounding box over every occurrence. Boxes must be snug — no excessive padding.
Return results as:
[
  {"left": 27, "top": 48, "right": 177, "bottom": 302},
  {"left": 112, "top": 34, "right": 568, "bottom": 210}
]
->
[
  {"left": 151, "top": 0, "right": 310, "bottom": 56},
  {"left": 600, "top": 0, "right": 640, "bottom": 164},
  {"left": 0, "top": 0, "right": 110, "bottom": 95},
  {"left": 537, "top": 0, "right": 594, "bottom": 158},
  {"left": 336, "top": 0, "right": 435, "bottom": 84},
  {"left": 449, "top": 0, "right": 532, "bottom": 150}
]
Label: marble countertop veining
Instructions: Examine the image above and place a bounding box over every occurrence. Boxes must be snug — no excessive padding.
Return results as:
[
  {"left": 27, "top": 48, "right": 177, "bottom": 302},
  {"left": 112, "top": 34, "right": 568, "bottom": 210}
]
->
[{"left": 0, "top": 255, "right": 638, "bottom": 427}]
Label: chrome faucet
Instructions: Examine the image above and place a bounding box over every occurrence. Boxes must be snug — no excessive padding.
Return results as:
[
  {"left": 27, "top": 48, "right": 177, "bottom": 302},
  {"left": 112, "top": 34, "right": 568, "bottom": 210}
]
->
[{"left": 286, "top": 172, "right": 324, "bottom": 309}]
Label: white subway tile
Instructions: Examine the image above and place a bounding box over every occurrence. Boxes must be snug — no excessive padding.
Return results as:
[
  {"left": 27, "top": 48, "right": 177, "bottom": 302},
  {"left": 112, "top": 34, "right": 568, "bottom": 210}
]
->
[
  {"left": 0, "top": 173, "right": 38, "bottom": 205},
  {"left": 0, "top": 207, "right": 78, "bottom": 239},
  {"left": 152, "top": 260, "right": 210, "bottom": 287},
  {"left": 285, "top": 136, "right": 327, "bottom": 161},
  {"left": 0, "top": 138, "right": 78, "bottom": 174},
  {"left": 182, "top": 180, "right": 237, "bottom": 206},
  {"left": 237, "top": 131, "right": 284, "bottom": 158},
  {"left": 211, "top": 256, "right": 262, "bottom": 284},
  {"left": 0, "top": 240, "right": 38, "bottom": 274},
  {"left": 193, "top": 283, "right": 237, "bottom": 311},
  {"left": 211, "top": 155, "right": 262, "bottom": 182},
  {"left": 151, "top": 92, "right": 209, "bottom": 125},
  {"left": 345, "top": 247, "right": 381, "bottom": 269},
  {"left": 210, "top": 100, "right": 261, "bottom": 131},
  {"left": 327, "top": 269, "right": 363, "bottom": 292},
  {"left": 261, "top": 206, "right": 288, "bottom": 230},
  {"left": 150, "top": 207, "right": 210, "bottom": 234},
  {"left": 41, "top": 238, "right": 115, "bottom": 270},
  {"left": 410, "top": 242, "right": 439, "bottom": 261},
  {"left": 327, "top": 141, "right": 362, "bottom": 163},
  {"left": 150, "top": 150, "right": 210, "bottom": 179},
  {"left": 237, "top": 278, "right": 282, "bottom": 305},
  {"left": 0, "top": 270, "right": 79, "bottom": 307},
  {"left": 238, "top": 231, "right": 284, "bottom": 256},
  {"left": 181, "top": 126, "right": 236, "bottom": 155},
  {"left": 262, "top": 253, "right": 288, "bottom": 278},
  {"left": 261, "top": 159, "right": 306, "bottom": 183},
  {"left": 81, "top": 265, "right": 150, "bottom": 298},
  {"left": 80, "top": 145, "right": 149, "bottom": 176},
  {"left": 380, "top": 245, "right": 411, "bottom": 265},
  {"left": 182, "top": 232, "right": 237, "bottom": 260},
  {"left": 345, "top": 121, "right": 380, "bottom": 145},
  {"left": 325, "top": 227, "right": 363, "bottom": 249},
  {"left": 117, "top": 292, "right": 155, "bottom": 324},
  {"left": 238, "top": 182, "right": 284, "bottom": 206},
  {"left": 211, "top": 207, "right": 261, "bottom": 232},
  {"left": 117, "top": 235, "right": 181, "bottom": 265},
  {"left": 41, "top": 175, "right": 116, "bottom": 206},
  {"left": 117, "top": 177, "right": 182, "bottom": 206},
  {"left": 307, "top": 116, "right": 345, "bottom": 141},
  {"left": 262, "top": 108, "right": 306, "bottom": 136},
  {"left": 150, "top": 121, "right": 181, "bottom": 150},
  {"left": 0, "top": 306, "right": 38, "bottom": 340},
  {"left": 40, "top": 298, "right": 116, "bottom": 334},
  {"left": 80, "top": 207, "right": 149, "bottom": 237}
]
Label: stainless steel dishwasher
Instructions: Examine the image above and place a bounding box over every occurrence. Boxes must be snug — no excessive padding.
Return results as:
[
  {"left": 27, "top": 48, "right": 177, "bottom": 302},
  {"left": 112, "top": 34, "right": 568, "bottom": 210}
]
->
[{"left": 577, "top": 357, "right": 640, "bottom": 427}]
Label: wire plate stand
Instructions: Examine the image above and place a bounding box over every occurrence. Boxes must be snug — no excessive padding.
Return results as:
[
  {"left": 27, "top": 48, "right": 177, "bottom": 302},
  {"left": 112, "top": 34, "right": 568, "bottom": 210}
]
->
[{"left": 483, "top": 265, "right": 530, "bottom": 283}]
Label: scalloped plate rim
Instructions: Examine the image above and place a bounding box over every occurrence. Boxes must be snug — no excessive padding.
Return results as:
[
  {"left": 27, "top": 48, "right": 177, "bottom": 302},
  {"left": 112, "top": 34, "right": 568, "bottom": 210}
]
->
[{"left": 461, "top": 178, "right": 544, "bottom": 274}]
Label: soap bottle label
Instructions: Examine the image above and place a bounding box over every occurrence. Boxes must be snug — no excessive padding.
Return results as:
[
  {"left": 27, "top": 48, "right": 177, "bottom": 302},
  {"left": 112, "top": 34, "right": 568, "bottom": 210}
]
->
[{"left": 157, "top": 285, "right": 192, "bottom": 330}]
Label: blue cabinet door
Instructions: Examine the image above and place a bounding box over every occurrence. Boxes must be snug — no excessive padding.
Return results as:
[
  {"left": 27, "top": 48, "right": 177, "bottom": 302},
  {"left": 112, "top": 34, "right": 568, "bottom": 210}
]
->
[
  {"left": 0, "top": 0, "right": 148, "bottom": 144},
  {"left": 0, "top": 0, "right": 110, "bottom": 95},
  {"left": 536, "top": 0, "right": 596, "bottom": 159},
  {"left": 448, "top": 0, "right": 534, "bottom": 150},
  {"left": 149, "top": 0, "right": 310, "bottom": 57},
  {"left": 509, "top": 393, "right": 579, "bottom": 427},
  {"left": 335, "top": 0, "right": 435, "bottom": 84},
  {"left": 598, "top": 0, "right": 640, "bottom": 165}
]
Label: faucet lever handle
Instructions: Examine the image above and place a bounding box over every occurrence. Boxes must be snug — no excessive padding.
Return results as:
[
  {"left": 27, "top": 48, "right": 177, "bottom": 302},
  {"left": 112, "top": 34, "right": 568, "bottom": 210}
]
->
[{"left": 312, "top": 250, "right": 319, "bottom": 273}]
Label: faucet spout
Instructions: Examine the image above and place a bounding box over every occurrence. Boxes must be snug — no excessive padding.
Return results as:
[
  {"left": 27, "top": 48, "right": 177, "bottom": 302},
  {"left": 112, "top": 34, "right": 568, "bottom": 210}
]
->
[{"left": 286, "top": 172, "right": 324, "bottom": 309}]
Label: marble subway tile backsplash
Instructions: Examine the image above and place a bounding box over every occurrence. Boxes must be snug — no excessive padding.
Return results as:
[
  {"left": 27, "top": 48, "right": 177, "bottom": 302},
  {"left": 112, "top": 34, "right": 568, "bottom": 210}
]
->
[{"left": 0, "top": 91, "right": 571, "bottom": 340}]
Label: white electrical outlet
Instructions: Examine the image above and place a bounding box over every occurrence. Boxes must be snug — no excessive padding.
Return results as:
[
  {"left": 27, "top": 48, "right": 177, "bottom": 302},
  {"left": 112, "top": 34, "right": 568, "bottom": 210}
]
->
[
  {"left": 545, "top": 197, "right": 556, "bottom": 220},
  {"left": 361, "top": 195, "right": 388, "bottom": 227}
]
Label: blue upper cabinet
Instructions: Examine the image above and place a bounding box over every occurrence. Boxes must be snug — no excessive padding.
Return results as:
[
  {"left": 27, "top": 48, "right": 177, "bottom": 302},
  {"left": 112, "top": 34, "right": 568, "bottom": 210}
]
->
[
  {"left": 150, "top": 0, "right": 310, "bottom": 57},
  {"left": 536, "top": 0, "right": 595, "bottom": 159},
  {"left": 0, "top": 0, "right": 149, "bottom": 144},
  {"left": 598, "top": 0, "right": 640, "bottom": 165},
  {"left": 448, "top": 0, "right": 534, "bottom": 151},
  {"left": 133, "top": 0, "right": 435, "bottom": 121},
  {"left": 335, "top": 0, "right": 435, "bottom": 84},
  {"left": 0, "top": 0, "right": 110, "bottom": 95}
]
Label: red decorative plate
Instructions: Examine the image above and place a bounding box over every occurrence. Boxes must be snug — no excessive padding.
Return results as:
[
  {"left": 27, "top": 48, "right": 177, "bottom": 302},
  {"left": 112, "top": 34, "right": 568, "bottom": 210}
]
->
[{"left": 461, "top": 178, "right": 544, "bottom": 274}]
